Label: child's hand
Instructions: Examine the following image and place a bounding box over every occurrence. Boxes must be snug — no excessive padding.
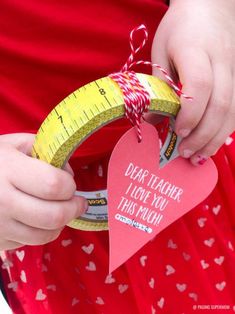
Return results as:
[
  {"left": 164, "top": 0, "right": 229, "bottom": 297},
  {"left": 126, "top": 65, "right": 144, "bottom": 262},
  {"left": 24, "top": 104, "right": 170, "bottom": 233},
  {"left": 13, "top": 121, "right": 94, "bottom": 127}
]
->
[
  {"left": 0, "top": 133, "right": 87, "bottom": 250},
  {"left": 152, "top": 0, "right": 235, "bottom": 165}
]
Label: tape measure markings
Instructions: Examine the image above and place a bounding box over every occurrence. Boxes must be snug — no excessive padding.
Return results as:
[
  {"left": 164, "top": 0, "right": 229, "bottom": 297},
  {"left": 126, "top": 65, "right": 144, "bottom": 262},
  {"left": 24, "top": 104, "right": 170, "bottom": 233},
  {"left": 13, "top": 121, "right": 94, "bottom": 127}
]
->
[
  {"left": 33, "top": 74, "right": 181, "bottom": 231},
  {"left": 34, "top": 74, "right": 179, "bottom": 168}
]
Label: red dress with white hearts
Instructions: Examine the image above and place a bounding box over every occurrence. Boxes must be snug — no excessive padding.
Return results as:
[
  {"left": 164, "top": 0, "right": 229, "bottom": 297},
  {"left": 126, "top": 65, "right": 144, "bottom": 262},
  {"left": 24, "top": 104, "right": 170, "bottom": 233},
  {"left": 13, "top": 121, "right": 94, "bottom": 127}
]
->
[{"left": 1, "top": 1, "right": 235, "bottom": 313}]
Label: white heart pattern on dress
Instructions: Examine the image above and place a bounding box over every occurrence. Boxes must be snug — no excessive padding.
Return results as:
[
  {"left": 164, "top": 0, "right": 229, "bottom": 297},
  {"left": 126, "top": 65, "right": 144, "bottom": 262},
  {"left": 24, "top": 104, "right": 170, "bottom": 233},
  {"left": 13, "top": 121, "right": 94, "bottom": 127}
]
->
[
  {"left": 105, "top": 274, "right": 115, "bottom": 284},
  {"left": 225, "top": 136, "right": 233, "bottom": 145},
  {"left": 140, "top": 255, "right": 147, "bottom": 267},
  {"left": 149, "top": 278, "right": 155, "bottom": 289},
  {"left": 82, "top": 243, "right": 94, "bottom": 254},
  {"left": 189, "top": 292, "right": 198, "bottom": 302},
  {"left": 157, "top": 297, "right": 165, "bottom": 309},
  {"left": 176, "top": 283, "right": 187, "bottom": 292},
  {"left": 72, "top": 297, "right": 79, "bottom": 306},
  {"left": 96, "top": 297, "right": 105, "bottom": 305},
  {"left": 168, "top": 239, "right": 177, "bottom": 249},
  {"left": 41, "top": 264, "right": 48, "bottom": 272},
  {"left": 85, "top": 261, "right": 96, "bottom": 271},
  {"left": 204, "top": 238, "right": 215, "bottom": 247},
  {"left": 16, "top": 250, "right": 25, "bottom": 262},
  {"left": 61, "top": 239, "right": 72, "bottom": 247},
  {"left": 201, "top": 260, "right": 209, "bottom": 270},
  {"left": 212, "top": 205, "right": 221, "bottom": 215},
  {"left": 166, "top": 264, "right": 175, "bottom": 276},
  {"left": 228, "top": 241, "right": 234, "bottom": 251},
  {"left": 97, "top": 165, "right": 103, "bottom": 177},
  {"left": 118, "top": 284, "right": 128, "bottom": 294},
  {"left": 215, "top": 281, "right": 226, "bottom": 291},
  {"left": 47, "top": 284, "right": 56, "bottom": 291},
  {"left": 203, "top": 204, "right": 209, "bottom": 211},
  {"left": 7, "top": 281, "right": 18, "bottom": 292},
  {"left": 35, "top": 289, "right": 47, "bottom": 301},
  {"left": 197, "top": 217, "right": 207, "bottom": 228},
  {"left": 44, "top": 253, "right": 51, "bottom": 262},
  {"left": 182, "top": 252, "right": 191, "bottom": 261},
  {"left": 20, "top": 270, "right": 27, "bottom": 283},
  {"left": 214, "top": 256, "right": 224, "bottom": 265}
]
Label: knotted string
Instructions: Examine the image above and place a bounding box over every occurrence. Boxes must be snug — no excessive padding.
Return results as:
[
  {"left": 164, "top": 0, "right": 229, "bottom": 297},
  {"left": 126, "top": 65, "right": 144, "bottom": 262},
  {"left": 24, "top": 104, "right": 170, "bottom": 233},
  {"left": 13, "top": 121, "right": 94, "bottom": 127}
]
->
[{"left": 109, "top": 24, "right": 192, "bottom": 142}]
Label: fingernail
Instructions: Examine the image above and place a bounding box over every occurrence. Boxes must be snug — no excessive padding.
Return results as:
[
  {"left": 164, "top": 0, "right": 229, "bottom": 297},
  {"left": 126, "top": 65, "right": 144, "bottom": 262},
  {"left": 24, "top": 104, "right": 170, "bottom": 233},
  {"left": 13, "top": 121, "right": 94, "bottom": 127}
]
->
[
  {"left": 191, "top": 155, "right": 208, "bottom": 166},
  {"left": 179, "top": 129, "right": 191, "bottom": 138},
  {"left": 84, "top": 199, "right": 89, "bottom": 211},
  {"left": 182, "top": 149, "right": 194, "bottom": 158}
]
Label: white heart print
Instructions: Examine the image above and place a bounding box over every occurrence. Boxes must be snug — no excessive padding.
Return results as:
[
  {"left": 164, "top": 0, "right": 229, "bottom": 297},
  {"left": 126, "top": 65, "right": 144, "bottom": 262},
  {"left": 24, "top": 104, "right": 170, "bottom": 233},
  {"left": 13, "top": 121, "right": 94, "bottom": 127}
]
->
[
  {"left": 182, "top": 252, "right": 191, "bottom": 261},
  {"left": 85, "top": 261, "right": 96, "bottom": 271},
  {"left": 189, "top": 292, "right": 198, "bottom": 302},
  {"left": 149, "top": 278, "right": 155, "bottom": 289},
  {"left": 157, "top": 297, "right": 165, "bottom": 309},
  {"left": 16, "top": 250, "right": 25, "bottom": 262},
  {"left": 197, "top": 217, "right": 207, "bottom": 228},
  {"left": 61, "top": 239, "right": 72, "bottom": 247},
  {"left": 176, "top": 283, "right": 187, "bottom": 292},
  {"left": 82, "top": 243, "right": 94, "bottom": 254},
  {"left": 166, "top": 264, "right": 175, "bottom": 276},
  {"left": 228, "top": 241, "right": 234, "bottom": 251},
  {"left": 105, "top": 274, "right": 115, "bottom": 284},
  {"left": 72, "top": 297, "right": 79, "bottom": 306},
  {"left": 214, "top": 256, "right": 224, "bottom": 265},
  {"left": 118, "top": 284, "right": 128, "bottom": 294},
  {"left": 140, "top": 255, "right": 147, "bottom": 267},
  {"left": 96, "top": 297, "right": 105, "bottom": 305},
  {"left": 212, "top": 205, "right": 221, "bottom": 215},
  {"left": 35, "top": 289, "right": 47, "bottom": 301},
  {"left": 168, "top": 239, "right": 177, "bottom": 249},
  {"left": 225, "top": 136, "right": 233, "bottom": 145},
  {"left": 201, "top": 260, "right": 209, "bottom": 270},
  {"left": 20, "top": 270, "right": 27, "bottom": 283},
  {"left": 204, "top": 238, "right": 215, "bottom": 247},
  {"left": 215, "top": 281, "right": 226, "bottom": 291},
  {"left": 47, "top": 284, "right": 56, "bottom": 291}
]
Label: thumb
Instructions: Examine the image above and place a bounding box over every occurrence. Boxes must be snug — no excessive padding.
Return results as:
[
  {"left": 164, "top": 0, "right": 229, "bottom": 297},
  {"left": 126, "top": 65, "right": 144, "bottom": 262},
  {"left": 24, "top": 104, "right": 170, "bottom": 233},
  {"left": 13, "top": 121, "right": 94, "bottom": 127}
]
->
[
  {"left": 145, "top": 35, "right": 177, "bottom": 125},
  {"left": 151, "top": 30, "right": 178, "bottom": 83},
  {"left": 0, "top": 133, "right": 35, "bottom": 155}
]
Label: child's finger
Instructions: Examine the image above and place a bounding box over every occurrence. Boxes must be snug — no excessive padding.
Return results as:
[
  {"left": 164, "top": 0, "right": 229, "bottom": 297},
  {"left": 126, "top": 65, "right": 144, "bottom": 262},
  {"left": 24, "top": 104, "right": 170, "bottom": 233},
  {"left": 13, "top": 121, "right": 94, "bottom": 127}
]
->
[
  {"left": 0, "top": 133, "right": 35, "bottom": 155},
  {"left": 189, "top": 112, "right": 234, "bottom": 165},
  {"left": 173, "top": 48, "right": 213, "bottom": 140},
  {"left": 9, "top": 188, "right": 88, "bottom": 230},
  {"left": 4, "top": 149, "right": 76, "bottom": 201},
  {"left": 151, "top": 32, "right": 178, "bottom": 82},
  {"left": 190, "top": 74, "right": 235, "bottom": 165},
  {"left": 178, "top": 63, "right": 233, "bottom": 158},
  {"left": 149, "top": 38, "right": 177, "bottom": 124},
  {"left": 0, "top": 239, "right": 24, "bottom": 251},
  {"left": 5, "top": 220, "right": 63, "bottom": 246},
  {"left": 63, "top": 162, "right": 74, "bottom": 177}
]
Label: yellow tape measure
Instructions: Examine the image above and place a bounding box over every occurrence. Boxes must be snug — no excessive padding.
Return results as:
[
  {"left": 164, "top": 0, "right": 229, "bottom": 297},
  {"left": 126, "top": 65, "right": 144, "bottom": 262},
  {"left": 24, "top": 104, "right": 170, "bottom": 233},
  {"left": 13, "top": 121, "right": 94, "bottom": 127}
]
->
[{"left": 32, "top": 73, "right": 180, "bottom": 231}]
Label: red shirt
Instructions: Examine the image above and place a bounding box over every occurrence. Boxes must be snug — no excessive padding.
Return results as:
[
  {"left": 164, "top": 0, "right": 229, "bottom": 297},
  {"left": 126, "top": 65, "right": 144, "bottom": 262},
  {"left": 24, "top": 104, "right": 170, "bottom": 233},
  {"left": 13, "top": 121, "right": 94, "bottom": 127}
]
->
[{"left": 1, "top": 1, "right": 235, "bottom": 313}]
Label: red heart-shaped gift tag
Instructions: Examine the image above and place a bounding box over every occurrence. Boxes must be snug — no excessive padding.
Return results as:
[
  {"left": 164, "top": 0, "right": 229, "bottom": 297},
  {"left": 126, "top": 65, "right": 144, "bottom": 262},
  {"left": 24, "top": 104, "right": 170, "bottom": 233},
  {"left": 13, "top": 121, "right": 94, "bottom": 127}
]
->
[{"left": 107, "top": 122, "right": 218, "bottom": 273}]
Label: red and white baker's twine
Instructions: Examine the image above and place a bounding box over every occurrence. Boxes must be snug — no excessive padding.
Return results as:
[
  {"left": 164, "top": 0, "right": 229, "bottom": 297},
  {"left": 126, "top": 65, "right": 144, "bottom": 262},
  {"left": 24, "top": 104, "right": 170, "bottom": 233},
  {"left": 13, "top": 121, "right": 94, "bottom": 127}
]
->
[{"left": 109, "top": 24, "right": 192, "bottom": 142}]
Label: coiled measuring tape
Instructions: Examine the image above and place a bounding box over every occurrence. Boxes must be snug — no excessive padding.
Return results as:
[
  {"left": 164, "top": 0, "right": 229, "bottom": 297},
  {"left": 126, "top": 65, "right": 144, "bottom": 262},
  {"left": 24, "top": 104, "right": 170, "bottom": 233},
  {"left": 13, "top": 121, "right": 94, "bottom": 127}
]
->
[{"left": 32, "top": 73, "right": 181, "bottom": 231}]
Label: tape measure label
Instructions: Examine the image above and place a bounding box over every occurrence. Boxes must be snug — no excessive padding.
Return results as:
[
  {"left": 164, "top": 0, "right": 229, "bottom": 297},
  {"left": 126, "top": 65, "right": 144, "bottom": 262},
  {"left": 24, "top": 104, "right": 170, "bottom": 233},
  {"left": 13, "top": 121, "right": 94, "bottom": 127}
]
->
[{"left": 75, "top": 190, "right": 108, "bottom": 222}]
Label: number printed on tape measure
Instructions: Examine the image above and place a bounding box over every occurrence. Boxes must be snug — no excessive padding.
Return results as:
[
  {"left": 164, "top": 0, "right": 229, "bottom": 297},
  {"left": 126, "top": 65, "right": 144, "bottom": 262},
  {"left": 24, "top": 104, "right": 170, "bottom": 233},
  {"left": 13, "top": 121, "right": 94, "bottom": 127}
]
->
[{"left": 32, "top": 73, "right": 180, "bottom": 230}]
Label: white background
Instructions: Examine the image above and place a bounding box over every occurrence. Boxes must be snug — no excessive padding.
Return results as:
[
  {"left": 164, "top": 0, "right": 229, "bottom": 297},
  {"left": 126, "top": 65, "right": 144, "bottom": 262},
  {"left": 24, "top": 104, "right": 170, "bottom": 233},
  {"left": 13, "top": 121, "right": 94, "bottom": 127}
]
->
[{"left": 0, "top": 290, "right": 12, "bottom": 314}]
